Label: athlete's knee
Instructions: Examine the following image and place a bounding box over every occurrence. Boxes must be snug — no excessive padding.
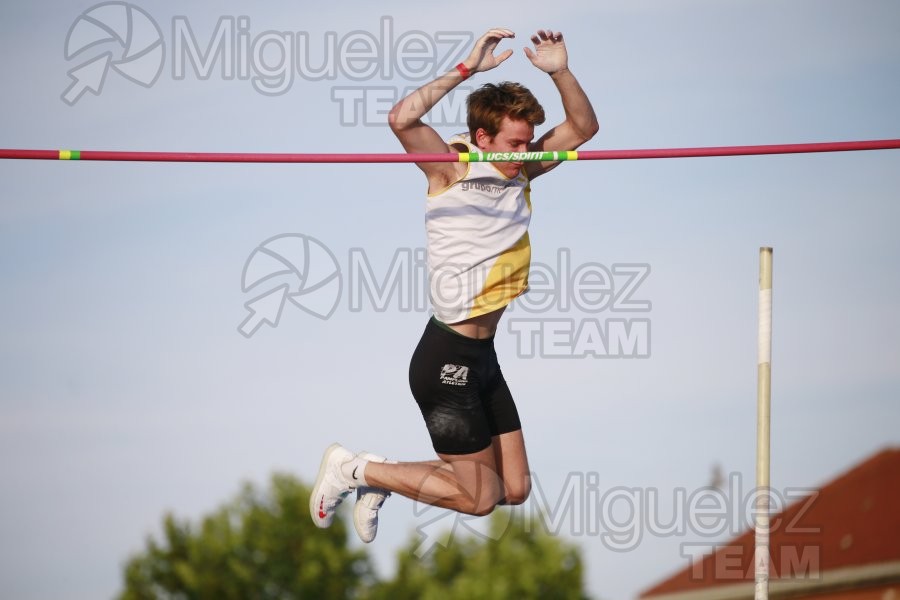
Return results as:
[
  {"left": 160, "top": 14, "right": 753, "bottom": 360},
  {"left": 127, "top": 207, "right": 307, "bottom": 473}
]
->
[
  {"left": 500, "top": 475, "right": 531, "bottom": 506},
  {"left": 502, "top": 492, "right": 529, "bottom": 506},
  {"left": 502, "top": 485, "right": 531, "bottom": 506}
]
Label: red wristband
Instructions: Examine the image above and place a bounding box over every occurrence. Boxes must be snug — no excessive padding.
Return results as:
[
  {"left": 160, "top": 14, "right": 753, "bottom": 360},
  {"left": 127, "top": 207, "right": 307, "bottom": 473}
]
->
[{"left": 455, "top": 62, "right": 471, "bottom": 80}]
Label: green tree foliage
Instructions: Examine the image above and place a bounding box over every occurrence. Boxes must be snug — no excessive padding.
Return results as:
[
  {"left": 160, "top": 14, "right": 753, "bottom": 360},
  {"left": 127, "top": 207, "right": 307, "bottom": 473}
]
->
[
  {"left": 119, "top": 476, "right": 592, "bottom": 600},
  {"left": 118, "top": 473, "right": 372, "bottom": 599},
  {"left": 364, "top": 509, "right": 591, "bottom": 600}
]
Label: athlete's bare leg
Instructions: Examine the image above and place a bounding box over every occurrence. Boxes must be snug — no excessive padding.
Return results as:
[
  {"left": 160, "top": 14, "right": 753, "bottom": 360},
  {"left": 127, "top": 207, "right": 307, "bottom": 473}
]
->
[{"left": 364, "top": 429, "right": 529, "bottom": 515}]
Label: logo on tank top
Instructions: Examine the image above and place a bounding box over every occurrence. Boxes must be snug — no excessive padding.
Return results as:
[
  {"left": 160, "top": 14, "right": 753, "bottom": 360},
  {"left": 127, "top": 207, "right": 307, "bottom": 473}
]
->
[
  {"left": 440, "top": 364, "right": 469, "bottom": 386},
  {"left": 459, "top": 180, "right": 514, "bottom": 194}
]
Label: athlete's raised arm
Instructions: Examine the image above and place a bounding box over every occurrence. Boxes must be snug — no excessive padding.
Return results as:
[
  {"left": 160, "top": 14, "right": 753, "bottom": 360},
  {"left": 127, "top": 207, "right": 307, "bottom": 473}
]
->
[
  {"left": 523, "top": 30, "right": 599, "bottom": 180},
  {"left": 388, "top": 28, "right": 515, "bottom": 189}
]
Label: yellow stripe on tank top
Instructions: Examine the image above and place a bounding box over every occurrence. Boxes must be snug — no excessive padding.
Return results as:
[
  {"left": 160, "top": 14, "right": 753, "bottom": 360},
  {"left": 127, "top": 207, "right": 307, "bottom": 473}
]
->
[{"left": 468, "top": 232, "right": 532, "bottom": 319}]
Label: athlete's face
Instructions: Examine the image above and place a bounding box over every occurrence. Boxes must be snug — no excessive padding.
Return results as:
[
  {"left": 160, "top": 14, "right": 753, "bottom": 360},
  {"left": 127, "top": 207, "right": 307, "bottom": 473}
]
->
[{"left": 475, "top": 116, "right": 534, "bottom": 178}]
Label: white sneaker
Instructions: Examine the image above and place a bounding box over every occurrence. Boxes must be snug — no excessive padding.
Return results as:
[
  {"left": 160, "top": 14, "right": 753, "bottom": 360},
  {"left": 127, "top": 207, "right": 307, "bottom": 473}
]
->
[
  {"left": 310, "top": 443, "right": 356, "bottom": 529},
  {"left": 353, "top": 452, "right": 391, "bottom": 543}
]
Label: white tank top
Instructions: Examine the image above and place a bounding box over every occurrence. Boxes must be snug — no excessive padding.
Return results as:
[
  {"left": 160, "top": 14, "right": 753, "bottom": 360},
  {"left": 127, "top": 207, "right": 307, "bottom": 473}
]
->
[{"left": 425, "top": 133, "right": 532, "bottom": 324}]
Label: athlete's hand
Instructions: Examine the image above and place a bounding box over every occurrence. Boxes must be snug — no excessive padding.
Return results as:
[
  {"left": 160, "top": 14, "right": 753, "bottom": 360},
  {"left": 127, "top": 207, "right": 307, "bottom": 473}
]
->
[
  {"left": 462, "top": 28, "right": 515, "bottom": 74},
  {"left": 524, "top": 29, "right": 569, "bottom": 74}
]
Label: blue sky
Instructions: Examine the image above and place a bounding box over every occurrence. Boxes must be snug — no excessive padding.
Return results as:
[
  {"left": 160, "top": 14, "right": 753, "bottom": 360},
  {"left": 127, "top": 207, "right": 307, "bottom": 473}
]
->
[{"left": 1, "top": 1, "right": 899, "bottom": 599}]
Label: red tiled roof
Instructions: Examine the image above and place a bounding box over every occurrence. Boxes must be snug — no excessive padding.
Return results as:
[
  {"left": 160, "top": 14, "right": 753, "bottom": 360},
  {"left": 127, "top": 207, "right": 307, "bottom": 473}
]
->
[{"left": 641, "top": 447, "right": 900, "bottom": 597}]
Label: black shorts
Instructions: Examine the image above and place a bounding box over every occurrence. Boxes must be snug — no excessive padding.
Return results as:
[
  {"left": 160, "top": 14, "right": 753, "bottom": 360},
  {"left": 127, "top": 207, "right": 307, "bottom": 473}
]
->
[{"left": 409, "top": 316, "right": 522, "bottom": 455}]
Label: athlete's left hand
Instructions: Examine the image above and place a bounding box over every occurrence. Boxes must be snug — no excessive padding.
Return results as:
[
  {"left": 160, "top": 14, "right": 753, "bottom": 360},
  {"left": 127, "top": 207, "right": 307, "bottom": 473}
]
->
[{"left": 523, "top": 30, "right": 569, "bottom": 74}]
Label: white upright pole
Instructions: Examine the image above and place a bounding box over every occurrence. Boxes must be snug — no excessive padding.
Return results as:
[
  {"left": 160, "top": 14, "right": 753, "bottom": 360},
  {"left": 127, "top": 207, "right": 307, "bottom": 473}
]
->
[{"left": 755, "top": 247, "right": 773, "bottom": 600}]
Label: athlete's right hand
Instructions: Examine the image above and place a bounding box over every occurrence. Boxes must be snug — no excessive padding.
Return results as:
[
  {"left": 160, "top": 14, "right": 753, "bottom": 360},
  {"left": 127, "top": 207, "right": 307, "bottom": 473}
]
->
[{"left": 462, "top": 28, "right": 515, "bottom": 74}]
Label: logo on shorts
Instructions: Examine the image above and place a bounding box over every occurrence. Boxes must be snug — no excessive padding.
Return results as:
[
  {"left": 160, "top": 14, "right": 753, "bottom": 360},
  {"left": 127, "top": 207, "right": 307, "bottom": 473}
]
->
[{"left": 440, "top": 364, "right": 469, "bottom": 386}]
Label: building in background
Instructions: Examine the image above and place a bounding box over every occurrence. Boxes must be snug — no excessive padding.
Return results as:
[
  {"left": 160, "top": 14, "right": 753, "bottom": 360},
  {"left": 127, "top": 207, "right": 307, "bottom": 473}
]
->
[{"left": 641, "top": 448, "right": 900, "bottom": 600}]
